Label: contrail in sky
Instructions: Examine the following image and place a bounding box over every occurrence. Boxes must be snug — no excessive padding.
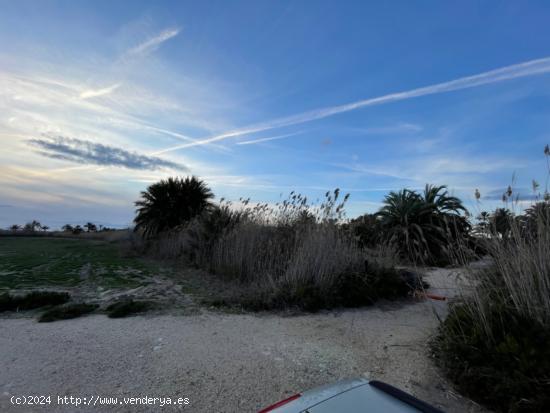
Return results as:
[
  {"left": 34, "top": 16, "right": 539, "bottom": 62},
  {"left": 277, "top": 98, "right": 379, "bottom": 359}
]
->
[
  {"left": 236, "top": 131, "right": 304, "bottom": 145},
  {"left": 154, "top": 56, "right": 550, "bottom": 155}
]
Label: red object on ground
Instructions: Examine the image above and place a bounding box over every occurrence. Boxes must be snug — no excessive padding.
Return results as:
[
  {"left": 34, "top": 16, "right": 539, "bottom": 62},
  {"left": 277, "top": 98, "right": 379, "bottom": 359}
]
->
[
  {"left": 425, "top": 293, "right": 446, "bottom": 301},
  {"left": 258, "top": 394, "right": 301, "bottom": 413}
]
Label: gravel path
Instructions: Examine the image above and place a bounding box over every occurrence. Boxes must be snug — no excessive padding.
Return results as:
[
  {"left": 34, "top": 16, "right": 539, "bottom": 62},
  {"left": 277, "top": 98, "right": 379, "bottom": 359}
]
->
[{"left": 0, "top": 269, "right": 486, "bottom": 413}]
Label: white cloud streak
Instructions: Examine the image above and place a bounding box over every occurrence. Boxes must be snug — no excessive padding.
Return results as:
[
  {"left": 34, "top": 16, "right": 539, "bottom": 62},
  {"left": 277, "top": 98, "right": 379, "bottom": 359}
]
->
[
  {"left": 154, "top": 56, "right": 550, "bottom": 154},
  {"left": 236, "top": 131, "right": 304, "bottom": 145},
  {"left": 80, "top": 83, "right": 121, "bottom": 99},
  {"left": 352, "top": 122, "right": 423, "bottom": 135},
  {"left": 123, "top": 28, "right": 180, "bottom": 59}
]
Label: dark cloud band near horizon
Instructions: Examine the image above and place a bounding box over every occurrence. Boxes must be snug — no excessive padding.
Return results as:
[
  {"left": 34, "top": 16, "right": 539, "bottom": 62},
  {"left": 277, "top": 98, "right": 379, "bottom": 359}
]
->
[{"left": 27, "top": 135, "right": 187, "bottom": 171}]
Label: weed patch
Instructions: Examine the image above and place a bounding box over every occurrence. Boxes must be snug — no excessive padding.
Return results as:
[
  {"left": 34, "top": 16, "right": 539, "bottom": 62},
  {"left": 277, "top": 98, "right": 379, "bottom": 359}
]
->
[
  {"left": 432, "top": 300, "right": 550, "bottom": 412},
  {"left": 106, "top": 299, "right": 151, "bottom": 318},
  {"left": 38, "top": 303, "right": 98, "bottom": 322},
  {"left": 0, "top": 291, "right": 70, "bottom": 312},
  {"left": 202, "top": 265, "right": 415, "bottom": 313},
  {"left": 0, "top": 237, "right": 154, "bottom": 290}
]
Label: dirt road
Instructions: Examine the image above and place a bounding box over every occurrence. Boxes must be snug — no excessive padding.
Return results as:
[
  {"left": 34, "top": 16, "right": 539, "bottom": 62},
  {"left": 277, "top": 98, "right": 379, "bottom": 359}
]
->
[{"left": 0, "top": 269, "right": 486, "bottom": 413}]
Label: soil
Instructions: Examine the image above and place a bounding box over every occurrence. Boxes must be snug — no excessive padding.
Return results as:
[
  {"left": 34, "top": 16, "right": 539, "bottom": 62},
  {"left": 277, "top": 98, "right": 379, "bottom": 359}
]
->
[{"left": 0, "top": 267, "right": 487, "bottom": 412}]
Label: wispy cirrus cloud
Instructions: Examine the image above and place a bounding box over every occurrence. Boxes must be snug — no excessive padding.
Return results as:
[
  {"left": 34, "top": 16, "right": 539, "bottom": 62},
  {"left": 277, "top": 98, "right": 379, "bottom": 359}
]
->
[
  {"left": 80, "top": 83, "right": 121, "bottom": 99},
  {"left": 27, "top": 135, "right": 187, "bottom": 171},
  {"left": 352, "top": 122, "right": 423, "bottom": 135},
  {"left": 122, "top": 27, "right": 180, "bottom": 59},
  {"left": 155, "top": 56, "right": 550, "bottom": 154}
]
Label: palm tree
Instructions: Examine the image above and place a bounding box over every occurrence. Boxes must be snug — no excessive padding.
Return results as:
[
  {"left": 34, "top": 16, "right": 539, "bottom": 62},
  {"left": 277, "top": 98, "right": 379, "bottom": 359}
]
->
[
  {"left": 422, "top": 184, "right": 466, "bottom": 215},
  {"left": 475, "top": 211, "right": 491, "bottom": 235},
  {"left": 134, "top": 176, "right": 214, "bottom": 238},
  {"left": 377, "top": 189, "right": 439, "bottom": 261},
  {"left": 84, "top": 222, "right": 97, "bottom": 232},
  {"left": 422, "top": 184, "right": 469, "bottom": 241},
  {"left": 491, "top": 208, "right": 513, "bottom": 237},
  {"left": 520, "top": 201, "right": 550, "bottom": 236},
  {"left": 477, "top": 211, "right": 490, "bottom": 224},
  {"left": 23, "top": 220, "right": 41, "bottom": 232},
  {"left": 377, "top": 185, "right": 468, "bottom": 263}
]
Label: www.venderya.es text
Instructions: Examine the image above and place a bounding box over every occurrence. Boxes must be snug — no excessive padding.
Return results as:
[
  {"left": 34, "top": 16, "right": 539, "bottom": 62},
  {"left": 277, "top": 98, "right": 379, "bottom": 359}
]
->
[{"left": 10, "top": 395, "right": 190, "bottom": 408}]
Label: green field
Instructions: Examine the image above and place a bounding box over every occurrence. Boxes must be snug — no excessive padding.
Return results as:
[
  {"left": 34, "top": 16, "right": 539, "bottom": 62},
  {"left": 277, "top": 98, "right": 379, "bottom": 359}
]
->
[{"left": 0, "top": 237, "right": 156, "bottom": 291}]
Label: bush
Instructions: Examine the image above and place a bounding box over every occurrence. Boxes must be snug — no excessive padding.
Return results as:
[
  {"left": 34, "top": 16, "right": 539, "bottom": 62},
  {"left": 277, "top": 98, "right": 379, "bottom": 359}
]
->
[
  {"left": 0, "top": 291, "right": 70, "bottom": 312},
  {"left": 149, "top": 190, "right": 422, "bottom": 312},
  {"left": 434, "top": 176, "right": 550, "bottom": 412},
  {"left": 432, "top": 300, "right": 550, "bottom": 412},
  {"left": 204, "top": 263, "right": 416, "bottom": 313},
  {"left": 38, "top": 303, "right": 98, "bottom": 322},
  {"left": 346, "top": 213, "right": 384, "bottom": 248},
  {"left": 106, "top": 299, "right": 151, "bottom": 318}
]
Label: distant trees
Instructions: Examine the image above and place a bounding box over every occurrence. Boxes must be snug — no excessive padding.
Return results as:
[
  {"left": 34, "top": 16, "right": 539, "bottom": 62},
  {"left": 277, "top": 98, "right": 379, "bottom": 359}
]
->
[
  {"left": 134, "top": 176, "right": 214, "bottom": 238},
  {"left": 61, "top": 224, "right": 85, "bottom": 234},
  {"left": 5, "top": 220, "right": 114, "bottom": 235},
  {"left": 477, "top": 211, "right": 490, "bottom": 228},
  {"left": 61, "top": 223, "right": 102, "bottom": 234},
  {"left": 473, "top": 206, "right": 548, "bottom": 238},
  {"left": 523, "top": 201, "right": 550, "bottom": 229},
  {"left": 23, "top": 220, "right": 42, "bottom": 232},
  {"left": 7, "top": 221, "right": 51, "bottom": 233},
  {"left": 84, "top": 222, "right": 97, "bottom": 232},
  {"left": 490, "top": 208, "right": 514, "bottom": 238}
]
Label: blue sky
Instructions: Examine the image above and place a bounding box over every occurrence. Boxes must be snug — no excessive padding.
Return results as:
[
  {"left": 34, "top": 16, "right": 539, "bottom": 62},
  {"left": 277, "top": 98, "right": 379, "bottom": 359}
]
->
[{"left": 1, "top": 0, "right": 550, "bottom": 228}]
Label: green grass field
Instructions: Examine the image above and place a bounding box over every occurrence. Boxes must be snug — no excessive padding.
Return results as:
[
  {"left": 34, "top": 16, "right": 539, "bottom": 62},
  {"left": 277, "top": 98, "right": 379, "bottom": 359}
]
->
[{"left": 0, "top": 237, "right": 155, "bottom": 291}]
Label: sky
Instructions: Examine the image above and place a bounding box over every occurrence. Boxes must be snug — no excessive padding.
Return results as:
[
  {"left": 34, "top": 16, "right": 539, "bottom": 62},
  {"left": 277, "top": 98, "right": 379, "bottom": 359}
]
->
[{"left": 1, "top": 0, "right": 550, "bottom": 229}]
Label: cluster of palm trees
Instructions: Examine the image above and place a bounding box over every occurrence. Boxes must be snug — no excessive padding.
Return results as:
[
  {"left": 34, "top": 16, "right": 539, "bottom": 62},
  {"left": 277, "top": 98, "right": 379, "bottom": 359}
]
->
[
  {"left": 476, "top": 202, "right": 550, "bottom": 238},
  {"left": 10, "top": 220, "right": 49, "bottom": 233},
  {"left": 133, "top": 177, "right": 471, "bottom": 264},
  {"left": 62, "top": 222, "right": 99, "bottom": 234},
  {"left": 132, "top": 174, "right": 548, "bottom": 265},
  {"left": 8, "top": 221, "right": 104, "bottom": 234}
]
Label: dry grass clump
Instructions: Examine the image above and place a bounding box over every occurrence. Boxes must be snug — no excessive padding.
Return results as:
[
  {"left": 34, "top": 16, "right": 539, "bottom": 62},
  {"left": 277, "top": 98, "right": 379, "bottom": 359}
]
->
[
  {"left": 153, "top": 189, "right": 415, "bottom": 311},
  {"left": 433, "top": 193, "right": 550, "bottom": 410}
]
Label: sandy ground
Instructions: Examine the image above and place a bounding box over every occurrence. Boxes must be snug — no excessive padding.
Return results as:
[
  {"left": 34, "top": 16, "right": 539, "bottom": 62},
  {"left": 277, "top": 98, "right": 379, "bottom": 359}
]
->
[{"left": 0, "top": 268, "right": 487, "bottom": 413}]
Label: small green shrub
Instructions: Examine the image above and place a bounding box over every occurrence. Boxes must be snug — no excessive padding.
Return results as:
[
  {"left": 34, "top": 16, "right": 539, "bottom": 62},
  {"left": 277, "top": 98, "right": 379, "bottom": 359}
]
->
[
  {"left": 106, "top": 299, "right": 151, "bottom": 318},
  {"left": 207, "top": 265, "right": 415, "bottom": 313},
  {"left": 38, "top": 303, "right": 98, "bottom": 322},
  {"left": 0, "top": 291, "right": 70, "bottom": 312},
  {"left": 276, "top": 281, "right": 328, "bottom": 312},
  {"left": 333, "top": 271, "right": 376, "bottom": 308},
  {"left": 432, "top": 301, "right": 550, "bottom": 412}
]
